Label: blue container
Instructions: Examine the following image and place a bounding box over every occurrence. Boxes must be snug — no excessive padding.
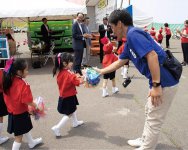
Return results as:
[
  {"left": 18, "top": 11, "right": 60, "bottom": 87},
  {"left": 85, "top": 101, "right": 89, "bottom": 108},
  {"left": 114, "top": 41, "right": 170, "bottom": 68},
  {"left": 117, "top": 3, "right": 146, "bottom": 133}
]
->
[
  {"left": 0, "top": 50, "right": 8, "bottom": 58},
  {"left": 2, "top": 50, "right": 8, "bottom": 58},
  {"left": 0, "top": 39, "right": 7, "bottom": 48}
]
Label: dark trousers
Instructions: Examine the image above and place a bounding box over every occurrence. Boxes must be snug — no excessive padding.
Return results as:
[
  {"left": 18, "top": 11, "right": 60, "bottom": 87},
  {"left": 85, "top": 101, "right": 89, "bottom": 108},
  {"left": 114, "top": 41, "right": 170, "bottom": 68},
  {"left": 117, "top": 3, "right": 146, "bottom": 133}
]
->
[
  {"left": 43, "top": 36, "right": 51, "bottom": 52},
  {"left": 158, "top": 40, "right": 162, "bottom": 44},
  {"left": 99, "top": 41, "right": 103, "bottom": 63},
  {"left": 182, "top": 43, "right": 188, "bottom": 63},
  {"left": 166, "top": 34, "right": 171, "bottom": 48},
  {"left": 73, "top": 49, "right": 84, "bottom": 75}
]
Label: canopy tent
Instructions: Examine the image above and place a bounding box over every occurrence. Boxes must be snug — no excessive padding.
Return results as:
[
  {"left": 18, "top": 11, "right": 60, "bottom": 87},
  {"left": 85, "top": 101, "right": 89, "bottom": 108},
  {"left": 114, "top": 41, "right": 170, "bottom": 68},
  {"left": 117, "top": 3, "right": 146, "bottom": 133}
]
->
[
  {"left": 119, "top": 0, "right": 188, "bottom": 32},
  {"left": 0, "top": 0, "right": 87, "bottom": 19},
  {"left": 93, "top": 0, "right": 153, "bottom": 28},
  {"left": 119, "top": 0, "right": 187, "bottom": 24},
  {"left": 124, "top": 5, "right": 153, "bottom": 28},
  {"left": 129, "top": 0, "right": 188, "bottom": 24}
]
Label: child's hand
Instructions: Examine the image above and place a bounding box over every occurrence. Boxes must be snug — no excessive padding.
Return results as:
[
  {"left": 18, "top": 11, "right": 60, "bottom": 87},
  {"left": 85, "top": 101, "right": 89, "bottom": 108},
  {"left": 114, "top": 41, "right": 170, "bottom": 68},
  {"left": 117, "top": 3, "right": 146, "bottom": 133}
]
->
[
  {"left": 79, "top": 76, "right": 85, "bottom": 84},
  {"left": 76, "top": 73, "right": 81, "bottom": 78},
  {"left": 28, "top": 110, "right": 34, "bottom": 115}
]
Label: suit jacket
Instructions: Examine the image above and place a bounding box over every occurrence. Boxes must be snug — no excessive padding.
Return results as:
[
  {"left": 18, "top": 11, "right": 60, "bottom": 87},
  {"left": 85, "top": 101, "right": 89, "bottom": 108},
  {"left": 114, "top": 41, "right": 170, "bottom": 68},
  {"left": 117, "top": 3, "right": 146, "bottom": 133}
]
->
[
  {"left": 41, "top": 24, "right": 50, "bottom": 41},
  {"left": 83, "top": 25, "right": 91, "bottom": 46},
  {"left": 72, "top": 21, "right": 86, "bottom": 50},
  {"left": 99, "top": 24, "right": 113, "bottom": 40}
]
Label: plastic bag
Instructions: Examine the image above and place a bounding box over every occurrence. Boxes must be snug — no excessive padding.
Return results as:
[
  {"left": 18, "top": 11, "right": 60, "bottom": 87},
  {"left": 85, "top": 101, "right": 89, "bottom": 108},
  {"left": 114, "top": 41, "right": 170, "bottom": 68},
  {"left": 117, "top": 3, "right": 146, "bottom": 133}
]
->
[
  {"left": 83, "top": 68, "right": 100, "bottom": 87},
  {"left": 28, "top": 97, "right": 47, "bottom": 120}
]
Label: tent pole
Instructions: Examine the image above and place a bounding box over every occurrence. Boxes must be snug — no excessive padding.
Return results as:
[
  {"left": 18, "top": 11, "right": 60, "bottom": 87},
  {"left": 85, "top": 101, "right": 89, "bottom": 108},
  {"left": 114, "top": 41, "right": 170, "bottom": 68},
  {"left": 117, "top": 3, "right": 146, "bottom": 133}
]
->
[
  {"left": 115, "top": 0, "right": 117, "bottom": 10},
  {"left": 28, "top": 17, "right": 30, "bottom": 31},
  {"left": 128, "top": 0, "right": 131, "bottom": 5},
  {"left": 120, "top": 0, "right": 123, "bottom": 9}
]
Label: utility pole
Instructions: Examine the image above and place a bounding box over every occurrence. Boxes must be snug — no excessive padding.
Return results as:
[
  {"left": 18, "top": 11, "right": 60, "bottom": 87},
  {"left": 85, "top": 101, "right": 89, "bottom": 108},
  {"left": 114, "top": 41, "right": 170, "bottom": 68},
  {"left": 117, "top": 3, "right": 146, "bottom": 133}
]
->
[
  {"left": 120, "top": 0, "right": 123, "bottom": 9},
  {"left": 120, "top": 0, "right": 131, "bottom": 9},
  {"left": 128, "top": 0, "right": 131, "bottom": 5}
]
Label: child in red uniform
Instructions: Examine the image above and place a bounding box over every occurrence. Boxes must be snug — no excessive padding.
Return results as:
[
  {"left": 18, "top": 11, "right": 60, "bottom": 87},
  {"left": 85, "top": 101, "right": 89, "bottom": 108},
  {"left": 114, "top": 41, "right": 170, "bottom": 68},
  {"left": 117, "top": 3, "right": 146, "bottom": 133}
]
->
[
  {"left": 101, "top": 37, "right": 119, "bottom": 97},
  {"left": 150, "top": 27, "right": 157, "bottom": 41},
  {"left": 51, "top": 53, "right": 84, "bottom": 137},
  {"left": 0, "top": 69, "right": 9, "bottom": 145},
  {"left": 158, "top": 30, "right": 163, "bottom": 44},
  {"left": 3, "top": 58, "right": 42, "bottom": 150},
  {"left": 117, "top": 38, "right": 129, "bottom": 79}
]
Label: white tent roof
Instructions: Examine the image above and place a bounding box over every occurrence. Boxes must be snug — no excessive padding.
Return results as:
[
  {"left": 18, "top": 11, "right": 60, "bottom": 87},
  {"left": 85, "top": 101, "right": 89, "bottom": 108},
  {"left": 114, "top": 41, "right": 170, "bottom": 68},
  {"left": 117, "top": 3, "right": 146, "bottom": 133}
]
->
[
  {"left": 133, "top": 6, "right": 153, "bottom": 28},
  {"left": 128, "top": 0, "right": 188, "bottom": 24},
  {"left": 0, "top": 0, "right": 87, "bottom": 18}
]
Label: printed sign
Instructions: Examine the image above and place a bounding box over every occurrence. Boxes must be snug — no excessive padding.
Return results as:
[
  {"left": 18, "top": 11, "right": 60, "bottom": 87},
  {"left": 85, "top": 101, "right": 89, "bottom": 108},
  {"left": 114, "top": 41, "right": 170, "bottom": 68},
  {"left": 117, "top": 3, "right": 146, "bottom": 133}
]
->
[{"left": 98, "top": 0, "right": 107, "bottom": 9}]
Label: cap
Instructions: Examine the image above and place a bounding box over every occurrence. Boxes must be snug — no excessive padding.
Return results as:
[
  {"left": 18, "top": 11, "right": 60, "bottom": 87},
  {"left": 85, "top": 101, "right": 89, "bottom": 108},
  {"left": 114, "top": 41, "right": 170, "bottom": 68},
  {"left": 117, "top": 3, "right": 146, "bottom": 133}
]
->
[
  {"left": 101, "top": 37, "right": 109, "bottom": 45},
  {"left": 103, "top": 43, "right": 113, "bottom": 54}
]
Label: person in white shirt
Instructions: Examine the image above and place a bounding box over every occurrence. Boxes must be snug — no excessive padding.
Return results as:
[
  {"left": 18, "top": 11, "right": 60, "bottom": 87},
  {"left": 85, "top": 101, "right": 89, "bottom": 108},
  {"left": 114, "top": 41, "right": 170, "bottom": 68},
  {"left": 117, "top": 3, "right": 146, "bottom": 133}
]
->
[{"left": 99, "top": 17, "right": 113, "bottom": 63}]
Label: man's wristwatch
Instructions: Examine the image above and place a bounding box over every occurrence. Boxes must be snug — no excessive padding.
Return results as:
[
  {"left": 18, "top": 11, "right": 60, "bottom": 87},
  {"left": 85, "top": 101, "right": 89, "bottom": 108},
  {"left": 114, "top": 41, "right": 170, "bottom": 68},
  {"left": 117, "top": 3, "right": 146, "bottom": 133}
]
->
[{"left": 152, "top": 82, "right": 161, "bottom": 87}]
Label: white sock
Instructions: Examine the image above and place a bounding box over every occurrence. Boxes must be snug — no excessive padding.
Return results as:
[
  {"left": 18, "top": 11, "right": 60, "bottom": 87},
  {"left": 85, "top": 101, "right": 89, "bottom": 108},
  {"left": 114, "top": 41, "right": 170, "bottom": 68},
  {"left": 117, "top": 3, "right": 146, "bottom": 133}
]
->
[
  {"left": 12, "top": 141, "right": 21, "bottom": 150},
  {"left": 72, "top": 112, "right": 78, "bottom": 124},
  {"left": 102, "top": 87, "right": 108, "bottom": 97},
  {"left": 56, "top": 115, "right": 69, "bottom": 129},
  {"left": 0, "top": 123, "right": 3, "bottom": 136},
  {"left": 102, "top": 87, "right": 107, "bottom": 93},
  {"left": 123, "top": 66, "right": 128, "bottom": 78},
  {"left": 112, "top": 87, "right": 116, "bottom": 92},
  {"left": 121, "top": 67, "right": 124, "bottom": 75},
  {"left": 24, "top": 132, "right": 34, "bottom": 145}
]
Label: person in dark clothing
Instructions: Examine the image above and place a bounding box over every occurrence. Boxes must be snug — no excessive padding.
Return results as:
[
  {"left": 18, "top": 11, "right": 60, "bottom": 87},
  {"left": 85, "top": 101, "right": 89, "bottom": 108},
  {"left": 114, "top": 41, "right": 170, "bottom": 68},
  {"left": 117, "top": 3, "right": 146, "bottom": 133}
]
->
[
  {"left": 98, "top": 17, "right": 113, "bottom": 63},
  {"left": 41, "top": 18, "right": 51, "bottom": 51},
  {"left": 72, "top": 12, "right": 88, "bottom": 75},
  {"left": 164, "top": 23, "right": 171, "bottom": 48}
]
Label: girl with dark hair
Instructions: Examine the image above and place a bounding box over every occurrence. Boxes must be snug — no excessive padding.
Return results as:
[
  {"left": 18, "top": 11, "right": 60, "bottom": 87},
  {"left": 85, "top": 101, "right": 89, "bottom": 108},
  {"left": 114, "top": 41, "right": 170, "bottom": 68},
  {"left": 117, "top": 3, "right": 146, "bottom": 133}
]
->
[
  {"left": 51, "top": 52, "right": 84, "bottom": 137},
  {"left": 0, "top": 69, "right": 9, "bottom": 145},
  {"left": 3, "top": 58, "right": 42, "bottom": 150},
  {"left": 164, "top": 23, "right": 172, "bottom": 48}
]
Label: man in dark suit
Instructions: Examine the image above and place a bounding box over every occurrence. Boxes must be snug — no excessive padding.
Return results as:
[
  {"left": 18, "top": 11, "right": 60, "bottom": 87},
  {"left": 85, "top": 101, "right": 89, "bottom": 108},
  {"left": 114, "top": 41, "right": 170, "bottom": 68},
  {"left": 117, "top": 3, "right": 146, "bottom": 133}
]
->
[
  {"left": 72, "top": 12, "right": 88, "bottom": 75},
  {"left": 99, "top": 17, "right": 113, "bottom": 63},
  {"left": 41, "top": 18, "right": 51, "bottom": 50}
]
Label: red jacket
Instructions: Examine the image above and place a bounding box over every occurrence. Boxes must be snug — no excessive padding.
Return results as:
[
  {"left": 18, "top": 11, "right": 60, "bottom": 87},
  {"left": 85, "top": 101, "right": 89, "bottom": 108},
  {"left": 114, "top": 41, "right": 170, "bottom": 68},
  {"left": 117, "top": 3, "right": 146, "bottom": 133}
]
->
[
  {"left": 57, "top": 69, "right": 80, "bottom": 98},
  {"left": 4, "top": 76, "right": 33, "bottom": 115},
  {"left": 117, "top": 38, "right": 127, "bottom": 55},
  {"left": 117, "top": 44, "right": 125, "bottom": 55},
  {"left": 165, "top": 27, "right": 171, "bottom": 35},
  {"left": 102, "top": 53, "right": 118, "bottom": 68},
  {"left": 181, "top": 27, "right": 188, "bottom": 43},
  {"left": 158, "top": 33, "right": 163, "bottom": 41}
]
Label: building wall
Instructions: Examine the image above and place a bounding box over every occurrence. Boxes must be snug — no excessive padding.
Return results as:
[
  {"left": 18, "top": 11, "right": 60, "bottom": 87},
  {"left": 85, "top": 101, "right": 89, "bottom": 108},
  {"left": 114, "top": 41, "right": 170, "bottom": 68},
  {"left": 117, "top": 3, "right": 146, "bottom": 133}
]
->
[{"left": 86, "top": 6, "right": 98, "bottom": 32}]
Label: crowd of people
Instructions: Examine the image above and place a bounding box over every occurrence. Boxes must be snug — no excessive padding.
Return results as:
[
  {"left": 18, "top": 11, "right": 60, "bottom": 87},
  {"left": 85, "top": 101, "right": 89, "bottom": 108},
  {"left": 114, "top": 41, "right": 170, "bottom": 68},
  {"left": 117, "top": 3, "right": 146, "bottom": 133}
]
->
[{"left": 0, "top": 9, "right": 187, "bottom": 150}]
